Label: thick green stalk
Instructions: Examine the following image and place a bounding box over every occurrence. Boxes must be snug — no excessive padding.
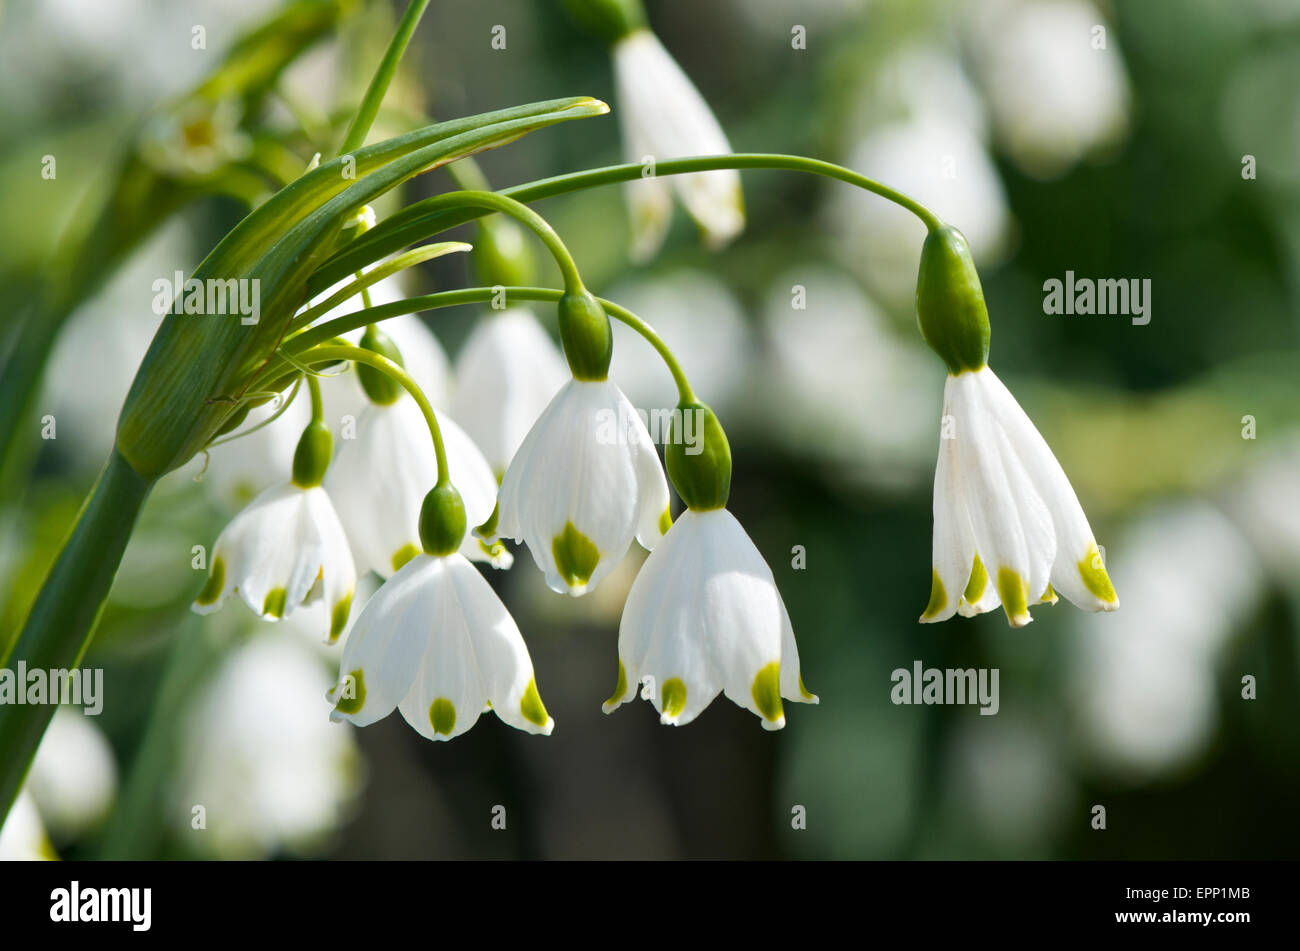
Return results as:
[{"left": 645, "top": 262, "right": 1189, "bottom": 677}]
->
[{"left": 0, "top": 451, "right": 154, "bottom": 824}]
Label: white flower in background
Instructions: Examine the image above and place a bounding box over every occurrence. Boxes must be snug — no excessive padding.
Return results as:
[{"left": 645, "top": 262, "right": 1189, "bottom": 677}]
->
[
  {"left": 496, "top": 379, "right": 670, "bottom": 596},
  {"left": 192, "top": 481, "right": 356, "bottom": 642},
  {"left": 607, "top": 270, "right": 752, "bottom": 419},
  {"left": 177, "top": 631, "right": 361, "bottom": 859},
  {"left": 760, "top": 266, "right": 935, "bottom": 484},
  {"left": 1069, "top": 502, "right": 1261, "bottom": 780},
  {"left": 329, "top": 552, "right": 553, "bottom": 741},
  {"left": 451, "top": 307, "right": 569, "bottom": 477},
  {"left": 0, "top": 791, "right": 54, "bottom": 861},
  {"left": 327, "top": 313, "right": 452, "bottom": 424},
  {"left": 327, "top": 397, "right": 509, "bottom": 575},
  {"left": 1223, "top": 435, "right": 1300, "bottom": 583},
  {"left": 613, "top": 28, "right": 744, "bottom": 260},
  {"left": 26, "top": 708, "right": 118, "bottom": 843},
  {"left": 965, "top": 0, "right": 1130, "bottom": 180},
  {"left": 829, "top": 114, "right": 1010, "bottom": 304},
  {"left": 605, "top": 509, "right": 817, "bottom": 729},
  {"left": 921, "top": 367, "right": 1118, "bottom": 627}
]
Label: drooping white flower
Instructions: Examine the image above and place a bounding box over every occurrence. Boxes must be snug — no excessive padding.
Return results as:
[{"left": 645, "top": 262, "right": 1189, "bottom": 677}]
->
[
  {"left": 496, "top": 378, "right": 670, "bottom": 596},
  {"left": 0, "top": 791, "right": 54, "bottom": 861},
  {"left": 328, "top": 552, "right": 553, "bottom": 741},
  {"left": 921, "top": 366, "right": 1118, "bottom": 627},
  {"left": 327, "top": 396, "right": 510, "bottom": 575},
  {"left": 451, "top": 307, "right": 569, "bottom": 477},
  {"left": 612, "top": 28, "right": 744, "bottom": 260},
  {"left": 605, "top": 508, "right": 817, "bottom": 730},
  {"left": 193, "top": 481, "right": 356, "bottom": 642}
]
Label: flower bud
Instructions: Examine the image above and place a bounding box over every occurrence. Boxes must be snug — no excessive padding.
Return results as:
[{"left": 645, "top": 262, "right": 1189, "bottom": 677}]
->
[
  {"left": 357, "top": 324, "right": 405, "bottom": 404},
  {"left": 419, "top": 483, "right": 468, "bottom": 556},
  {"left": 557, "top": 287, "right": 613, "bottom": 381},
  {"left": 666, "top": 400, "right": 731, "bottom": 511},
  {"left": 472, "top": 216, "right": 538, "bottom": 289},
  {"left": 292, "top": 420, "right": 333, "bottom": 488},
  {"left": 915, "top": 224, "right": 990, "bottom": 374},
  {"left": 562, "top": 0, "right": 645, "bottom": 44}
]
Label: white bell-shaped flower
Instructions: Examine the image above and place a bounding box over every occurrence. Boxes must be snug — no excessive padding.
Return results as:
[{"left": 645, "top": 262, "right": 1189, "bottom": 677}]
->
[
  {"left": 496, "top": 378, "right": 670, "bottom": 596},
  {"left": 604, "top": 508, "right": 817, "bottom": 730},
  {"left": 327, "top": 395, "right": 510, "bottom": 575},
  {"left": 451, "top": 307, "right": 569, "bottom": 477},
  {"left": 921, "top": 366, "right": 1119, "bottom": 627},
  {"left": 192, "top": 481, "right": 356, "bottom": 642},
  {"left": 328, "top": 552, "right": 553, "bottom": 741},
  {"left": 612, "top": 28, "right": 744, "bottom": 260}
]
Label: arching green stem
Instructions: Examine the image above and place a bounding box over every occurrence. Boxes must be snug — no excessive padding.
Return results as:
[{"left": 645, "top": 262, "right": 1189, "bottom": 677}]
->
[
  {"left": 306, "top": 374, "right": 324, "bottom": 423},
  {"left": 302, "top": 343, "right": 449, "bottom": 486},
  {"left": 311, "top": 153, "right": 945, "bottom": 289},
  {"left": 284, "top": 286, "right": 696, "bottom": 403}
]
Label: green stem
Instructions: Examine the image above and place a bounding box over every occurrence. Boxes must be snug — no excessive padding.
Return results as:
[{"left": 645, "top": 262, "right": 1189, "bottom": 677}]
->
[
  {"left": 311, "top": 153, "right": 945, "bottom": 289},
  {"left": 307, "top": 373, "right": 325, "bottom": 422},
  {"left": 412, "top": 190, "right": 586, "bottom": 290},
  {"left": 285, "top": 286, "right": 695, "bottom": 403},
  {"left": 337, "top": 0, "right": 431, "bottom": 156},
  {"left": 0, "top": 450, "right": 154, "bottom": 826},
  {"left": 303, "top": 343, "right": 450, "bottom": 485}
]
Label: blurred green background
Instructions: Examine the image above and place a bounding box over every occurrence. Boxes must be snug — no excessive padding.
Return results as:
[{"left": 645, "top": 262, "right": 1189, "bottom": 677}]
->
[{"left": 2, "top": 0, "right": 1299, "bottom": 859}]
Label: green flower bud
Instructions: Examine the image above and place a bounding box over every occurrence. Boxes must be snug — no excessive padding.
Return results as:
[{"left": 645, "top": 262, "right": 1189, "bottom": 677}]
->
[
  {"left": 292, "top": 420, "right": 333, "bottom": 488},
  {"left": 557, "top": 287, "right": 613, "bottom": 381},
  {"left": 562, "top": 0, "right": 646, "bottom": 44},
  {"left": 915, "top": 224, "right": 990, "bottom": 374},
  {"left": 419, "top": 483, "right": 467, "bottom": 556},
  {"left": 357, "top": 324, "right": 405, "bottom": 404},
  {"left": 666, "top": 401, "right": 731, "bottom": 511},
  {"left": 472, "top": 216, "right": 538, "bottom": 289}
]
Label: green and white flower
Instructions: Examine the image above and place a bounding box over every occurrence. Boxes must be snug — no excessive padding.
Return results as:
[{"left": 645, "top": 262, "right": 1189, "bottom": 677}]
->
[
  {"left": 612, "top": 28, "right": 744, "bottom": 260},
  {"left": 604, "top": 508, "right": 816, "bottom": 729},
  {"left": 328, "top": 552, "right": 553, "bottom": 741},
  {"left": 921, "top": 366, "right": 1119, "bottom": 627},
  {"left": 192, "top": 481, "right": 356, "bottom": 642},
  {"left": 496, "top": 378, "right": 669, "bottom": 596},
  {"left": 451, "top": 307, "right": 569, "bottom": 478},
  {"left": 327, "top": 396, "right": 510, "bottom": 575}
]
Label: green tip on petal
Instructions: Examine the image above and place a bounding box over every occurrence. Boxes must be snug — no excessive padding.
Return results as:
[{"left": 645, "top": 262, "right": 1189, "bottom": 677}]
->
[
  {"left": 391, "top": 543, "right": 420, "bottom": 573},
  {"left": 797, "top": 672, "right": 818, "bottom": 703},
  {"left": 328, "top": 591, "right": 353, "bottom": 643},
  {"left": 429, "top": 697, "right": 457, "bottom": 736},
  {"left": 963, "top": 554, "right": 989, "bottom": 605},
  {"left": 658, "top": 506, "right": 673, "bottom": 536},
  {"left": 333, "top": 669, "right": 366, "bottom": 715},
  {"left": 262, "top": 587, "right": 288, "bottom": 619},
  {"left": 552, "top": 521, "right": 600, "bottom": 590},
  {"left": 751, "top": 662, "right": 785, "bottom": 724},
  {"left": 660, "top": 677, "right": 687, "bottom": 720},
  {"left": 995, "top": 567, "right": 1031, "bottom": 627},
  {"left": 196, "top": 556, "right": 225, "bottom": 606},
  {"left": 1079, "top": 542, "right": 1119, "bottom": 607},
  {"left": 605, "top": 660, "right": 629, "bottom": 709},
  {"left": 1039, "top": 584, "right": 1059, "bottom": 605},
  {"left": 920, "top": 568, "right": 947, "bottom": 621},
  {"left": 520, "top": 678, "right": 550, "bottom": 728}
]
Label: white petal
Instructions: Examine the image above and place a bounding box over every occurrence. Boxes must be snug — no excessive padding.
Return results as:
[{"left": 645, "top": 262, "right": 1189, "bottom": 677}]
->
[
  {"left": 451, "top": 308, "right": 568, "bottom": 476},
  {"left": 978, "top": 368, "right": 1118, "bottom": 611},
  {"left": 329, "top": 555, "right": 437, "bottom": 726},
  {"left": 397, "top": 555, "right": 551, "bottom": 739},
  {"left": 613, "top": 29, "right": 743, "bottom": 258},
  {"left": 922, "top": 376, "right": 976, "bottom": 623}
]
